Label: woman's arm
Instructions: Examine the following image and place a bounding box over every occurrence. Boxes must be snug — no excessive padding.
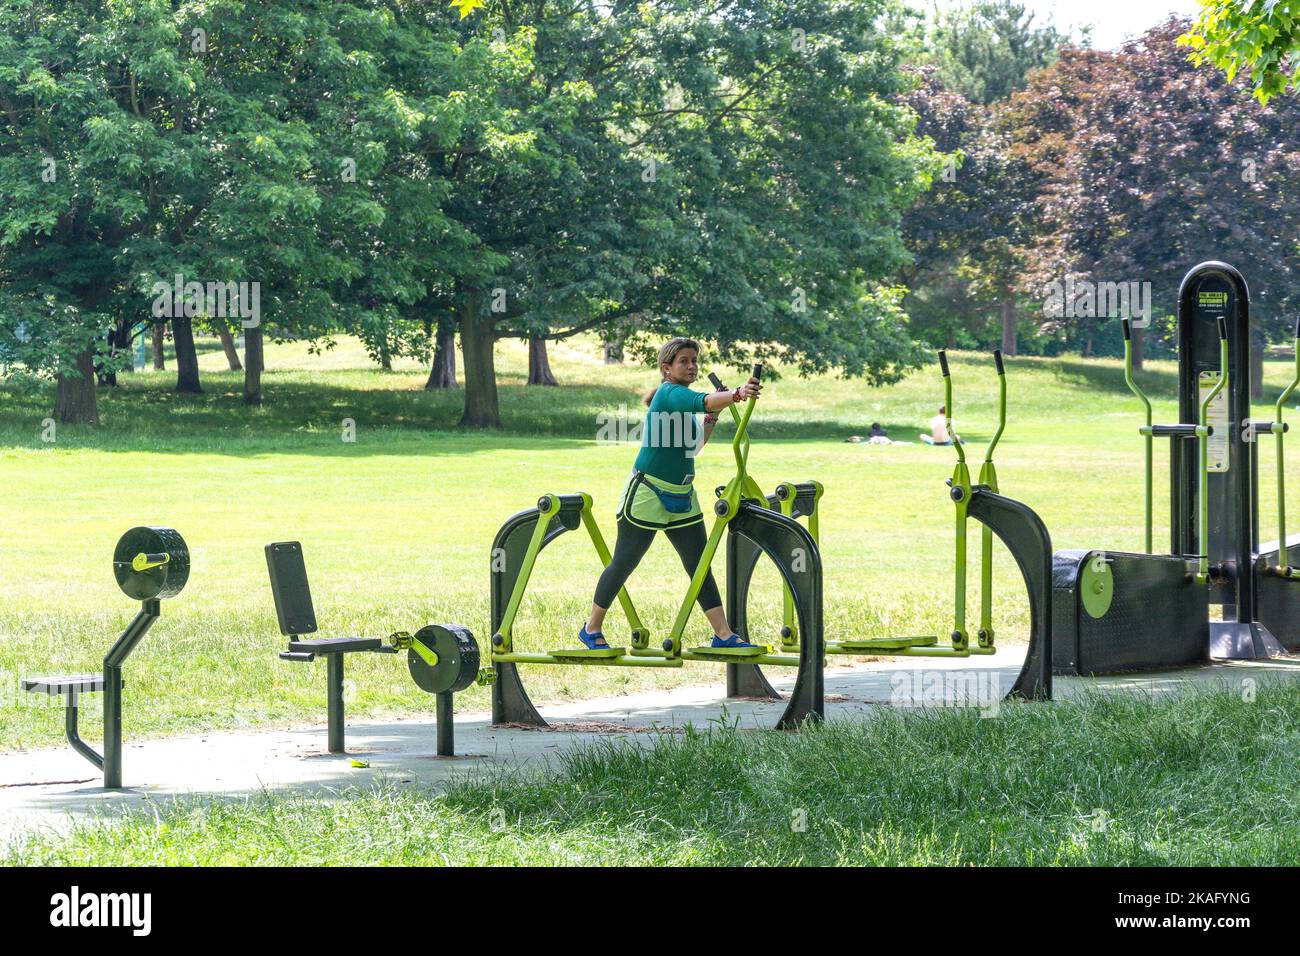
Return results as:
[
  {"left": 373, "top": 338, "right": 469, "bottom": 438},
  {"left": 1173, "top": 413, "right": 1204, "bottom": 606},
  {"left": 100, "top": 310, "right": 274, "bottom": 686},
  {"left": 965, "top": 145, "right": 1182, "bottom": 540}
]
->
[
  {"left": 702, "top": 376, "right": 762, "bottom": 413},
  {"left": 699, "top": 412, "right": 719, "bottom": 449}
]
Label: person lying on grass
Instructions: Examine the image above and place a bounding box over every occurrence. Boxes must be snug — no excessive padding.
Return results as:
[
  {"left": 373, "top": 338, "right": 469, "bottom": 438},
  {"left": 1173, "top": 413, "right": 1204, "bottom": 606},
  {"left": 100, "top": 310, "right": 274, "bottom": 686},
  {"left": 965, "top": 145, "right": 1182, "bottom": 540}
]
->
[{"left": 578, "top": 337, "right": 762, "bottom": 651}]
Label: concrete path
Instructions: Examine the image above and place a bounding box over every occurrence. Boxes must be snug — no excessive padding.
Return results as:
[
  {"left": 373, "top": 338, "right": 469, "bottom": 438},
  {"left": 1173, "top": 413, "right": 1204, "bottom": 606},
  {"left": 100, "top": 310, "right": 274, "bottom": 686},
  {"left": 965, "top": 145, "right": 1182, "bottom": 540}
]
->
[{"left": 3, "top": 651, "right": 1298, "bottom": 844}]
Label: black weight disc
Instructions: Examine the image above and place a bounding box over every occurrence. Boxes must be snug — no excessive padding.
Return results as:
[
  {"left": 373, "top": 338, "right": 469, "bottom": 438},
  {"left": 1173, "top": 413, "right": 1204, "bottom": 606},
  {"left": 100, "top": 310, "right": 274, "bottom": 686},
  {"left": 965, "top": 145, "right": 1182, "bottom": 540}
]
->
[
  {"left": 113, "top": 526, "right": 190, "bottom": 601},
  {"left": 407, "top": 624, "right": 479, "bottom": 694}
]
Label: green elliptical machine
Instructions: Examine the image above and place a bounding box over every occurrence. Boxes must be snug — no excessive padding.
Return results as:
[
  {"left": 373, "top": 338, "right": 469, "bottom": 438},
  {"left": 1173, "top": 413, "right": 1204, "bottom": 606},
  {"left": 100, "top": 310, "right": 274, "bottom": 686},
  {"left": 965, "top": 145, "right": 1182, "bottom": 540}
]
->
[
  {"left": 729, "top": 350, "right": 1054, "bottom": 700},
  {"left": 487, "top": 365, "right": 826, "bottom": 728}
]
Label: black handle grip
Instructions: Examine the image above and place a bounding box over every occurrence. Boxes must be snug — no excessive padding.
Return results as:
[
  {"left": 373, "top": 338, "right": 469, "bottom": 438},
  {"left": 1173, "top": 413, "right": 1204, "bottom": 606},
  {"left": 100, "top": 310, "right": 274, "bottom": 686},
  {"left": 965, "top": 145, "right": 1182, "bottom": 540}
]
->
[
  {"left": 1121, "top": 318, "right": 1131, "bottom": 341},
  {"left": 1150, "top": 424, "right": 1201, "bottom": 438},
  {"left": 938, "top": 350, "right": 950, "bottom": 377},
  {"left": 708, "top": 372, "right": 725, "bottom": 390},
  {"left": 751, "top": 363, "right": 763, "bottom": 381},
  {"left": 993, "top": 349, "right": 1004, "bottom": 375},
  {"left": 1217, "top": 316, "right": 1228, "bottom": 340}
]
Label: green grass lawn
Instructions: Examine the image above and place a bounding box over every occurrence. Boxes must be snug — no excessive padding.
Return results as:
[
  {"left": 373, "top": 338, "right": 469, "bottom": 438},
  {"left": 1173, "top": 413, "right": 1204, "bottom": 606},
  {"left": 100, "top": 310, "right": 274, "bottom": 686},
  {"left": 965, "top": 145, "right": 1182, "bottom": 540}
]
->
[
  {"left": 3, "top": 335, "right": 1300, "bottom": 750},
  {"left": 10, "top": 682, "right": 1300, "bottom": 865}
]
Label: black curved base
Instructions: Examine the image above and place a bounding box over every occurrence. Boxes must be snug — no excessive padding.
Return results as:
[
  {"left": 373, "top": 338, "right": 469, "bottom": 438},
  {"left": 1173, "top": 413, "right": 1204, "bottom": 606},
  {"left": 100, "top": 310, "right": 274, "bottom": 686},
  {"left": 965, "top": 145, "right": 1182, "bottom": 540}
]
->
[
  {"left": 724, "top": 486, "right": 1055, "bottom": 702},
  {"left": 727, "top": 502, "right": 824, "bottom": 726},
  {"left": 967, "top": 488, "right": 1053, "bottom": 700}
]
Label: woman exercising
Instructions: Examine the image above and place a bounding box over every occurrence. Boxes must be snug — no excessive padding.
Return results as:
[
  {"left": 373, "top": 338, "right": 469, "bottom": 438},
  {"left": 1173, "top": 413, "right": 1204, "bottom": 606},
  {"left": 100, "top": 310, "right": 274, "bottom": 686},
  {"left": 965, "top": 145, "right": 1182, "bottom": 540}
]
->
[{"left": 577, "top": 337, "right": 762, "bottom": 650}]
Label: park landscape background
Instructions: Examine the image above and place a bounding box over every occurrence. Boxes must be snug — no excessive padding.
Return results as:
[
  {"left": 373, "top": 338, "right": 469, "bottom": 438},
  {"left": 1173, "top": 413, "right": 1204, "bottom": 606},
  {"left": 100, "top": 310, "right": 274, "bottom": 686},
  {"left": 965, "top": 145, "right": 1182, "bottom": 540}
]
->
[{"left": 3, "top": 0, "right": 1300, "bottom": 865}]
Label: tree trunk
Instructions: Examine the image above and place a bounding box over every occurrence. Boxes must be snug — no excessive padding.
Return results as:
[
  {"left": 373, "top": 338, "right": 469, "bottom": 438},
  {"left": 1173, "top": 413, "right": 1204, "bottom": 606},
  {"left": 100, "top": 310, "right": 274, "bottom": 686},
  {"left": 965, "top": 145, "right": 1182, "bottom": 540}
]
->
[
  {"left": 1083, "top": 333, "right": 1093, "bottom": 358},
  {"left": 244, "top": 324, "right": 263, "bottom": 405},
  {"left": 603, "top": 330, "right": 625, "bottom": 364},
  {"left": 527, "top": 336, "right": 558, "bottom": 386},
  {"left": 54, "top": 346, "right": 99, "bottom": 424},
  {"left": 152, "top": 322, "right": 167, "bottom": 370},
  {"left": 379, "top": 339, "right": 392, "bottom": 371},
  {"left": 116, "top": 319, "right": 134, "bottom": 375},
  {"left": 425, "top": 323, "right": 458, "bottom": 389},
  {"left": 458, "top": 292, "right": 500, "bottom": 428},
  {"left": 216, "top": 322, "right": 243, "bottom": 371},
  {"left": 1131, "top": 324, "right": 1145, "bottom": 371},
  {"left": 1000, "top": 299, "right": 1017, "bottom": 356},
  {"left": 172, "top": 316, "right": 202, "bottom": 393}
]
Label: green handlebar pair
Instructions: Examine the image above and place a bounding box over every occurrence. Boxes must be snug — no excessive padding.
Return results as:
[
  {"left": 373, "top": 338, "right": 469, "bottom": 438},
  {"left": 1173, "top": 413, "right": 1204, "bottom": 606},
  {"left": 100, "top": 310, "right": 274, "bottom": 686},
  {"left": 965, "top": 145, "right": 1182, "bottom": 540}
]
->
[
  {"left": 1121, "top": 316, "right": 1229, "bottom": 583},
  {"left": 1273, "top": 319, "right": 1300, "bottom": 575}
]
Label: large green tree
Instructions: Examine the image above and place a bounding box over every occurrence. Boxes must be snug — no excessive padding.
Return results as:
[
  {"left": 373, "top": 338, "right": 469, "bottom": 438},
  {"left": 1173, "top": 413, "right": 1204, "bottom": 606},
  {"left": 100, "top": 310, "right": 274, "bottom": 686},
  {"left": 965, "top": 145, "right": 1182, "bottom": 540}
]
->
[
  {"left": 431, "top": 0, "right": 940, "bottom": 428},
  {"left": 1182, "top": 0, "right": 1300, "bottom": 103},
  {"left": 0, "top": 1, "right": 474, "bottom": 419},
  {"left": 924, "top": 0, "right": 1076, "bottom": 105},
  {"left": 1003, "top": 18, "right": 1300, "bottom": 368}
]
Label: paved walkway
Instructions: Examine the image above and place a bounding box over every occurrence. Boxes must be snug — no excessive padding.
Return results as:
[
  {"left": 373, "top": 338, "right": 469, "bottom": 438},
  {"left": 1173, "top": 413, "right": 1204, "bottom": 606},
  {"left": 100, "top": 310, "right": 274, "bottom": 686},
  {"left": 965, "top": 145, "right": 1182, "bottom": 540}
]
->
[{"left": 3, "top": 651, "right": 1298, "bottom": 843}]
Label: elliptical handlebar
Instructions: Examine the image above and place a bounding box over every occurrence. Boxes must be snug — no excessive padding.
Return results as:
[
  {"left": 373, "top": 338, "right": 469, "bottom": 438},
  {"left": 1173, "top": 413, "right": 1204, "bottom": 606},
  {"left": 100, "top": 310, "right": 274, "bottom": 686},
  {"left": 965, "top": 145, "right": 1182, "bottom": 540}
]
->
[
  {"left": 1272, "top": 318, "right": 1300, "bottom": 576},
  {"left": 732, "top": 364, "right": 763, "bottom": 477},
  {"left": 1121, "top": 317, "right": 1155, "bottom": 553}
]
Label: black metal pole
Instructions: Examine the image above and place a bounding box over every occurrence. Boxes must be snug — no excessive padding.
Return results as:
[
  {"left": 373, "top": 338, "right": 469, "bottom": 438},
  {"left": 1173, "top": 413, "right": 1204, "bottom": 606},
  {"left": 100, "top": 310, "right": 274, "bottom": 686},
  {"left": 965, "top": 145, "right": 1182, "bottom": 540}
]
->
[
  {"left": 436, "top": 691, "right": 454, "bottom": 756},
  {"left": 327, "top": 654, "right": 345, "bottom": 753},
  {"left": 103, "top": 600, "right": 160, "bottom": 788},
  {"left": 64, "top": 699, "right": 104, "bottom": 770}
]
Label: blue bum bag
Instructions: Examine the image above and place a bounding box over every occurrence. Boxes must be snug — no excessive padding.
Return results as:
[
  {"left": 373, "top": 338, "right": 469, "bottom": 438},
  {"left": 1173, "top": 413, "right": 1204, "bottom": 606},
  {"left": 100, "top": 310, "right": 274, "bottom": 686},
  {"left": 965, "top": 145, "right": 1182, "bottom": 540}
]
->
[{"left": 648, "top": 482, "right": 694, "bottom": 513}]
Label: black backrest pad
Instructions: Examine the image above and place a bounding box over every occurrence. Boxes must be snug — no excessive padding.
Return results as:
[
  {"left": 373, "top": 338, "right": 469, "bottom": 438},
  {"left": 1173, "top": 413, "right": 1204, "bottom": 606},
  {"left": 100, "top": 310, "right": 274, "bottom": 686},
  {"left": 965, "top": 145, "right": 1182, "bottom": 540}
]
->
[{"left": 265, "top": 541, "right": 318, "bottom": 636}]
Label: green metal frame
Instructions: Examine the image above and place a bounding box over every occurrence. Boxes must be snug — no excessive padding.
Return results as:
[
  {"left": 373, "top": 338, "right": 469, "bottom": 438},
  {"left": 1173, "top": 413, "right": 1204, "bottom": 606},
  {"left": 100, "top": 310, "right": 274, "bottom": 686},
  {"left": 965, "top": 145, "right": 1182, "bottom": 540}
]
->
[
  {"left": 491, "top": 492, "right": 659, "bottom": 667},
  {"left": 489, "top": 367, "right": 805, "bottom": 670},
  {"left": 974, "top": 353, "right": 1006, "bottom": 647},
  {"left": 773, "top": 480, "right": 822, "bottom": 650},
  {"left": 1122, "top": 328, "right": 1155, "bottom": 554},
  {"left": 1271, "top": 321, "right": 1300, "bottom": 577},
  {"left": 819, "top": 350, "right": 1003, "bottom": 659},
  {"left": 1194, "top": 331, "right": 1228, "bottom": 584},
  {"left": 665, "top": 376, "right": 768, "bottom": 657},
  {"left": 1122, "top": 316, "right": 1227, "bottom": 583}
]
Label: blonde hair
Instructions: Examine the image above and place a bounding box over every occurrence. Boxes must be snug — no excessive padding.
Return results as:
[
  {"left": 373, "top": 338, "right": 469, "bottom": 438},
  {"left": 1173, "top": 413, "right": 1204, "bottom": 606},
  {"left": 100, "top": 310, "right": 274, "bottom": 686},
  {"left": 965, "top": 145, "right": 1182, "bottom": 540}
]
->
[{"left": 644, "top": 337, "right": 701, "bottom": 406}]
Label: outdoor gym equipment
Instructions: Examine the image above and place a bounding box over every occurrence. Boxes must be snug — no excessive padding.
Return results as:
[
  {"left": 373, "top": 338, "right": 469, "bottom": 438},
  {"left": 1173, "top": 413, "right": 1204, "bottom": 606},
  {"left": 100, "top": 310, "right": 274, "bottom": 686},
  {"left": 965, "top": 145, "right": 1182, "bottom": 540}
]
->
[
  {"left": 21, "top": 527, "right": 190, "bottom": 789},
  {"left": 266, "top": 541, "right": 481, "bottom": 755},
  {"left": 730, "top": 350, "right": 1054, "bottom": 701},
  {"left": 1053, "top": 261, "right": 1295, "bottom": 675},
  {"left": 708, "top": 371, "right": 824, "bottom": 662},
  {"left": 488, "top": 364, "right": 826, "bottom": 729}
]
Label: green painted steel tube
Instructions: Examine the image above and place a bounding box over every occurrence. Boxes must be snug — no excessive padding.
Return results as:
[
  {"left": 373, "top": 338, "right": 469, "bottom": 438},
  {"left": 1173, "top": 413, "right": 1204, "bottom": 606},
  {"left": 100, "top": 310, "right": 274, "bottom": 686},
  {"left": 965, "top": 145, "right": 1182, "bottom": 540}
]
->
[
  {"left": 667, "top": 511, "right": 731, "bottom": 653},
  {"left": 977, "top": 350, "right": 1006, "bottom": 646},
  {"left": 1273, "top": 320, "right": 1300, "bottom": 575},
  {"left": 680, "top": 650, "right": 804, "bottom": 667},
  {"left": 1196, "top": 323, "right": 1229, "bottom": 584},
  {"left": 939, "top": 350, "right": 970, "bottom": 649},
  {"left": 666, "top": 364, "right": 763, "bottom": 653},
  {"left": 492, "top": 652, "right": 684, "bottom": 668},
  {"left": 495, "top": 498, "right": 557, "bottom": 649},
  {"left": 1121, "top": 319, "right": 1154, "bottom": 554},
  {"left": 580, "top": 500, "right": 647, "bottom": 643}
]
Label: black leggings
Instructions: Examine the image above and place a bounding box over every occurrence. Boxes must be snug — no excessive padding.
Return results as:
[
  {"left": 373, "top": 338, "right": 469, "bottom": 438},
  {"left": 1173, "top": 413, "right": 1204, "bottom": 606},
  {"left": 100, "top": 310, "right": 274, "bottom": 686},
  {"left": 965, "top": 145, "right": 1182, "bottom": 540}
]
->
[{"left": 594, "top": 516, "right": 723, "bottom": 614}]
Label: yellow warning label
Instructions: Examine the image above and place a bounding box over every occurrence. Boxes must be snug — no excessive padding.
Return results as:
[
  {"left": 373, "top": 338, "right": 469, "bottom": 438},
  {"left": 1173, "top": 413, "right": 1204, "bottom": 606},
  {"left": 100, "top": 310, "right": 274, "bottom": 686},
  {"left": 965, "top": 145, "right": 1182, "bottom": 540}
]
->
[
  {"left": 1199, "top": 371, "right": 1229, "bottom": 472},
  {"left": 1199, "top": 291, "right": 1228, "bottom": 308}
]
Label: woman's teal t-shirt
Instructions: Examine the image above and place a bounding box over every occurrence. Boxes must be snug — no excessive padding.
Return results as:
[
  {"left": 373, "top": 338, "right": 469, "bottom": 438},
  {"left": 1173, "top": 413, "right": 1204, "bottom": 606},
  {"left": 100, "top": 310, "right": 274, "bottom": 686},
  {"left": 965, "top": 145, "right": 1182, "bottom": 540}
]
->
[{"left": 634, "top": 382, "right": 707, "bottom": 483}]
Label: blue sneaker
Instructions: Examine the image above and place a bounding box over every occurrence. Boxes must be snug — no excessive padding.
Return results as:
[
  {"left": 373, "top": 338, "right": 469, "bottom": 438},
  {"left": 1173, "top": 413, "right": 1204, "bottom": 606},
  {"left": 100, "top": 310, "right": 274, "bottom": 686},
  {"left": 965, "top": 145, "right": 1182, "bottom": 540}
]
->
[
  {"left": 711, "top": 633, "right": 758, "bottom": 648},
  {"left": 578, "top": 625, "right": 610, "bottom": 650}
]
